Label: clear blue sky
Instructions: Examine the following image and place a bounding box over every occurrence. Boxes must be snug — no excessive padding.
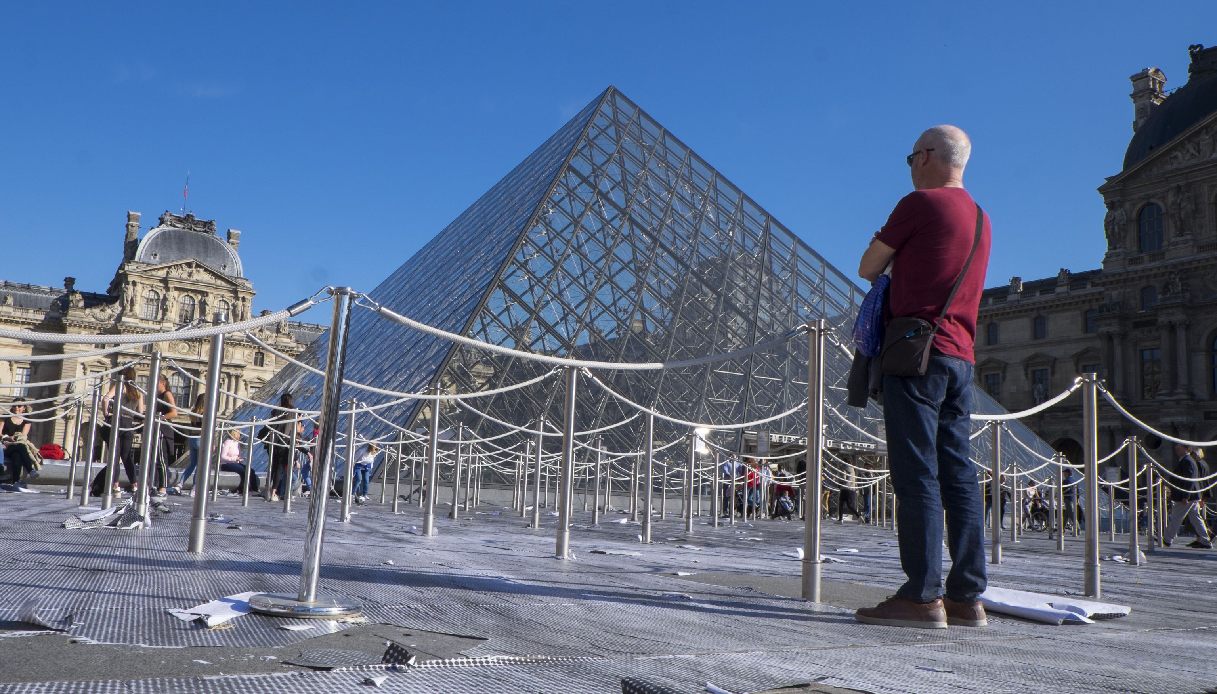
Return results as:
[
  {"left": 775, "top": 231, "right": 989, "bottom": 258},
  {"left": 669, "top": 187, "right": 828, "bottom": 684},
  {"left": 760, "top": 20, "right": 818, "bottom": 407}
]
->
[{"left": 1, "top": 2, "right": 1214, "bottom": 324}]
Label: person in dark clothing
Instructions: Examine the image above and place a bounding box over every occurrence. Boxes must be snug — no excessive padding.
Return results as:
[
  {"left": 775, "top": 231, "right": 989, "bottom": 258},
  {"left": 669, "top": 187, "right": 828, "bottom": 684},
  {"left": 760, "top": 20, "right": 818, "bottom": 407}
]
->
[
  {"left": 1162, "top": 444, "right": 1212, "bottom": 548},
  {"left": 257, "top": 393, "right": 298, "bottom": 501},
  {"left": 1061, "top": 467, "right": 1083, "bottom": 531},
  {"left": 151, "top": 375, "right": 178, "bottom": 496},
  {"left": 1, "top": 400, "right": 38, "bottom": 486},
  {"left": 90, "top": 368, "right": 144, "bottom": 497}
]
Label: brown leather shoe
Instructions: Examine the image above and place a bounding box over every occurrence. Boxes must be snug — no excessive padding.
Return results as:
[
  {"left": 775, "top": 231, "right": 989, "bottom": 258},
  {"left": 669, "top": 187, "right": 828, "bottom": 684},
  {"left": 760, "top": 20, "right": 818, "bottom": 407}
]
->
[
  {"left": 943, "top": 597, "right": 988, "bottom": 627},
  {"left": 855, "top": 597, "right": 947, "bottom": 629}
]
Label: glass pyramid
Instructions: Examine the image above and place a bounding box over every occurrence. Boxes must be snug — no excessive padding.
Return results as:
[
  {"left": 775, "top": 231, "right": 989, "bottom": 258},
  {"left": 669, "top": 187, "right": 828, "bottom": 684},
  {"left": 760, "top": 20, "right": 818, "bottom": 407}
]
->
[{"left": 241, "top": 86, "right": 1054, "bottom": 471}]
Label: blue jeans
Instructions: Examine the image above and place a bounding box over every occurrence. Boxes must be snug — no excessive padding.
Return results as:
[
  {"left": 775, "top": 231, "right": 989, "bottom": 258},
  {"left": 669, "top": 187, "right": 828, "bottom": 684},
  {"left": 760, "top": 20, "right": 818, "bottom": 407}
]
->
[
  {"left": 882, "top": 355, "right": 987, "bottom": 603},
  {"left": 353, "top": 463, "right": 371, "bottom": 497},
  {"left": 179, "top": 439, "right": 200, "bottom": 488}
]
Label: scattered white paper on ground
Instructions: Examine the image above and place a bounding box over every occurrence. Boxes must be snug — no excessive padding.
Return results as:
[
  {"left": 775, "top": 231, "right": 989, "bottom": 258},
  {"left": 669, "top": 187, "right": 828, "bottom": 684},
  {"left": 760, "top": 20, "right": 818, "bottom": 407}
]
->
[
  {"left": 706, "top": 684, "right": 737, "bottom": 694},
  {"left": 782, "top": 548, "right": 805, "bottom": 559},
  {"left": 675, "top": 544, "right": 701, "bottom": 550},
  {"left": 363, "top": 674, "right": 389, "bottom": 687},
  {"left": 980, "top": 586, "right": 1130, "bottom": 625},
  {"left": 168, "top": 591, "right": 259, "bottom": 627},
  {"left": 279, "top": 623, "right": 316, "bottom": 631},
  {"left": 589, "top": 549, "right": 641, "bottom": 557},
  {"left": 835, "top": 548, "right": 859, "bottom": 553},
  {"left": 193, "top": 659, "right": 212, "bottom": 665},
  {"left": 741, "top": 537, "right": 764, "bottom": 542},
  {"left": 673, "top": 571, "right": 695, "bottom": 576},
  {"left": 383, "top": 560, "right": 395, "bottom": 566}
]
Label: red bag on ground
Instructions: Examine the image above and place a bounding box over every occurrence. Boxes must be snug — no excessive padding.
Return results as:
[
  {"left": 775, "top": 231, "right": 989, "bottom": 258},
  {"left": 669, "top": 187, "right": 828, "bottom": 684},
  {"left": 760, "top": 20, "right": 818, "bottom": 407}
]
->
[{"left": 39, "top": 443, "right": 66, "bottom": 460}]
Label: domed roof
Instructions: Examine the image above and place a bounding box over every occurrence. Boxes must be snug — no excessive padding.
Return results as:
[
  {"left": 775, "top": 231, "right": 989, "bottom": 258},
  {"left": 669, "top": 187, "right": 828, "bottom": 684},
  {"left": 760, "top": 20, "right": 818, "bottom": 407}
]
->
[
  {"left": 1124, "top": 45, "right": 1217, "bottom": 170},
  {"left": 134, "top": 212, "right": 243, "bottom": 277}
]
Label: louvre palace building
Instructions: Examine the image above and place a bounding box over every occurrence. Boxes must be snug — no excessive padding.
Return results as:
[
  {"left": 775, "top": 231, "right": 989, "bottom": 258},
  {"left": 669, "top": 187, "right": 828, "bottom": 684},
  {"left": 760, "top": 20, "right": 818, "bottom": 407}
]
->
[
  {"left": 0, "top": 210, "right": 322, "bottom": 450},
  {"left": 975, "top": 43, "right": 1217, "bottom": 465}
]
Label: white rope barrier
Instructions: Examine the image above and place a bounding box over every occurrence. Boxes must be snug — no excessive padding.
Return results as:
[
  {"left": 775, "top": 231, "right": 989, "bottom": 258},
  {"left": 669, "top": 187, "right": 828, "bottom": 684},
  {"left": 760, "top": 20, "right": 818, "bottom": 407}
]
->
[
  {"left": 1101, "top": 387, "right": 1217, "bottom": 448},
  {"left": 971, "top": 379, "right": 1082, "bottom": 421}
]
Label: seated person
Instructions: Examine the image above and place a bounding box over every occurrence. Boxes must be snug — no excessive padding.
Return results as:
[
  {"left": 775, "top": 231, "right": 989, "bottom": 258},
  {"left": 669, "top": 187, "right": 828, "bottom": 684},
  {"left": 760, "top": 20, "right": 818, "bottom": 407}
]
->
[
  {"left": 772, "top": 492, "right": 796, "bottom": 520},
  {"left": 2, "top": 400, "right": 41, "bottom": 487},
  {"left": 219, "top": 429, "right": 259, "bottom": 493}
]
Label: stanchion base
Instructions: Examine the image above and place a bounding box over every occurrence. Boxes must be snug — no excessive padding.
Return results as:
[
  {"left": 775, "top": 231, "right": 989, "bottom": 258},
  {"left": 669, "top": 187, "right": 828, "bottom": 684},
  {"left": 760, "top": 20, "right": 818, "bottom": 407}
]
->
[{"left": 248, "top": 592, "right": 362, "bottom": 619}]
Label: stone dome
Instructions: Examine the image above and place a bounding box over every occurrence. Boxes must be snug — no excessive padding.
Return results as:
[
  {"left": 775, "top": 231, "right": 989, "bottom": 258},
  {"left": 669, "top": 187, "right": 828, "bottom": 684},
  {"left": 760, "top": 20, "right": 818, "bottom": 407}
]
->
[
  {"left": 134, "top": 212, "right": 244, "bottom": 277},
  {"left": 1124, "top": 45, "right": 1217, "bottom": 170}
]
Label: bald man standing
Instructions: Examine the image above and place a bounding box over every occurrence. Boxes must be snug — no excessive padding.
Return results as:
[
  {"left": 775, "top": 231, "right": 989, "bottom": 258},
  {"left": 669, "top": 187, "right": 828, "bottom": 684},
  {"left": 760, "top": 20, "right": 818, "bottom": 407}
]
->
[{"left": 854, "top": 126, "right": 992, "bottom": 629}]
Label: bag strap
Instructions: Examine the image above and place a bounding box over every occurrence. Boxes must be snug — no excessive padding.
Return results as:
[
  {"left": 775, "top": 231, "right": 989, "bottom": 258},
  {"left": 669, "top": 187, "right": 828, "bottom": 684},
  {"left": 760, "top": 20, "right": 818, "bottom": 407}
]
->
[{"left": 934, "top": 204, "right": 984, "bottom": 324}]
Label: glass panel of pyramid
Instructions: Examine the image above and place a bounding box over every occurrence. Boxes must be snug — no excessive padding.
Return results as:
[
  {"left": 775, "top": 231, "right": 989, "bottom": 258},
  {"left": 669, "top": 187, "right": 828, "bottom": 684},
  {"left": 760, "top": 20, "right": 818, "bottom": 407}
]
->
[{"left": 240, "top": 86, "right": 1054, "bottom": 472}]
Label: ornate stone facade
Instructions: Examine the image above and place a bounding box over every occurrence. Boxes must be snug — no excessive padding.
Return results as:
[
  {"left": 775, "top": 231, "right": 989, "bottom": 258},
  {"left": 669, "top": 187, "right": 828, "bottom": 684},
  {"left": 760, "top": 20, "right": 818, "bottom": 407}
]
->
[
  {"left": 976, "top": 44, "right": 1217, "bottom": 465},
  {"left": 0, "top": 210, "right": 323, "bottom": 454}
]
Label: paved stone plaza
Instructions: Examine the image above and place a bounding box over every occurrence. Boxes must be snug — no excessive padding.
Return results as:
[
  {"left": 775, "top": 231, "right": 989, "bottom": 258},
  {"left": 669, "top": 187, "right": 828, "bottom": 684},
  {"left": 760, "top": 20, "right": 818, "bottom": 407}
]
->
[{"left": 1, "top": 484, "right": 1215, "bottom": 693}]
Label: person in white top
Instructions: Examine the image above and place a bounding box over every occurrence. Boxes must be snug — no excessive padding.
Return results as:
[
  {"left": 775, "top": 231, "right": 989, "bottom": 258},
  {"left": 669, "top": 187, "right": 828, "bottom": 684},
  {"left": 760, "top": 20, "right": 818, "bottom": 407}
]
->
[
  {"left": 352, "top": 443, "right": 379, "bottom": 503},
  {"left": 218, "top": 429, "right": 258, "bottom": 493}
]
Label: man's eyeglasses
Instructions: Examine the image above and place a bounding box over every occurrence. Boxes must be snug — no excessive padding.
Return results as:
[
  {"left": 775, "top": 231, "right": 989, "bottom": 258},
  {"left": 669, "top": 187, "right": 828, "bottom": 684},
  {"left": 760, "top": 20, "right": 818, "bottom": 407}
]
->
[{"left": 906, "top": 148, "right": 935, "bottom": 166}]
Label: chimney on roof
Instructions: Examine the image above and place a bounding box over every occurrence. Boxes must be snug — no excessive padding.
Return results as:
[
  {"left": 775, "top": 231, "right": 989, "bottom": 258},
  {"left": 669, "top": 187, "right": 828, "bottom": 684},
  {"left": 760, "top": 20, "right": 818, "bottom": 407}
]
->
[
  {"left": 1129, "top": 67, "right": 1167, "bottom": 133},
  {"left": 124, "top": 211, "right": 141, "bottom": 262},
  {"left": 226, "top": 228, "right": 241, "bottom": 251}
]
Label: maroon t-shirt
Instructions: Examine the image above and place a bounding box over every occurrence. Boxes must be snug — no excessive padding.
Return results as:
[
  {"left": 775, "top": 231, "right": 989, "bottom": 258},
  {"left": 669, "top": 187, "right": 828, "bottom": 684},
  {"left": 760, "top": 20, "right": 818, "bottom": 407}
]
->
[{"left": 874, "top": 187, "right": 991, "bottom": 363}]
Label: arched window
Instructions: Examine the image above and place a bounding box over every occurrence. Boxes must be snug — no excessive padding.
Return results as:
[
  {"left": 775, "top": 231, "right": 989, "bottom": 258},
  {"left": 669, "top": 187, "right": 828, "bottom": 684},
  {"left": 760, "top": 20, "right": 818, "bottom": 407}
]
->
[
  {"left": 253, "top": 351, "right": 266, "bottom": 367},
  {"left": 217, "top": 299, "right": 230, "bottom": 322},
  {"left": 1140, "top": 285, "right": 1158, "bottom": 311},
  {"left": 986, "top": 322, "right": 999, "bottom": 346},
  {"left": 1032, "top": 315, "right": 1047, "bottom": 340},
  {"left": 141, "top": 290, "right": 160, "bottom": 321},
  {"left": 1083, "top": 308, "right": 1099, "bottom": 334},
  {"left": 178, "top": 295, "right": 195, "bottom": 324},
  {"left": 1138, "top": 203, "right": 1164, "bottom": 252}
]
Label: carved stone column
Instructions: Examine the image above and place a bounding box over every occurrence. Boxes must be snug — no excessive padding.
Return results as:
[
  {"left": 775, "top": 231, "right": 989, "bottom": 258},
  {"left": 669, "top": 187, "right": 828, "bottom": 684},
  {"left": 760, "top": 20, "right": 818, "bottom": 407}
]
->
[
  {"left": 1175, "top": 320, "right": 1190, "bottom": 397},
  {"left": 1111, "top": 331, "right": 1126, "bottom": 398}
]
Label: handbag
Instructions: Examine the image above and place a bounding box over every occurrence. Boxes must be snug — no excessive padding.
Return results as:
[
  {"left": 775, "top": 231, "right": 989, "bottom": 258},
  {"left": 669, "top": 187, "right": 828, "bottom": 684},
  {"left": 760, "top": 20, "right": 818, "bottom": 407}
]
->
[{"left": 879, "top": 205, "right": 984, "bottom": 377}]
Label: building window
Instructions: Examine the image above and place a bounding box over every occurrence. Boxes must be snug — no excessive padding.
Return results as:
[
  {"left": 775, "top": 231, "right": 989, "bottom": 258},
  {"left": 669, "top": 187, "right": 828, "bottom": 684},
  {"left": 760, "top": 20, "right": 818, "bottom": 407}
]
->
[
  {"left": 217, "top": 299, "right": 231, "bottom": 322},
  {"left": 12, "top": 365, "right": 30, "bottom": 397},
  {"left": 1030, "top": 367, "right": 1050, "bottom": 404},
  {"left": 168, "top": 371, "right": 192, "bottom": 406},
  {"left": 253, "top": 351, "right": 266, "bottom": 367},
  {"left": 1032, "top": 315, "right": 1047, "bottom": 340},
  {"left": 982, "top": 372, "right": 1001, "bottom": 398},
  {"left": 178, "top": 295, "right": 196, "bottom": 324},
  {"left": 1140, "top": 347, "right": 1162, "bottom": 399},
  {"left": 1138, "top": 203, "right": 1164, "bottom": 252},
  {"left": 985, "top": 322, "right": 999, "bottom": 346},
  {"left": 1083, "top": 309, "right": 1098, "bottom": 334},
  {"left": 1140, "top": 285, "right": 1158, "bottom": 311},
  {"left": 141, "top": 290, "right": 161, "bottom": 321}
]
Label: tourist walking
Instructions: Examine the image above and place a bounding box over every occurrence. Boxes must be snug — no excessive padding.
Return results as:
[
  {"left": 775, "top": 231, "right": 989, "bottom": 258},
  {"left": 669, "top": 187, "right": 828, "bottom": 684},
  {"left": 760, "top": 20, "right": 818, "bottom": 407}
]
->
[
  {"left": 151, "top": 375, "right": 178, "bottom": 496},
  {"left": 171, "top": 394, "right": 205, "bottom": 495},
  {"left": 1162, "top": 444, "right": 1212, "bottom": 548},
  {"left": 854, "top": 125, "right": 992, "bottom": 629},
  {"left": 90, "top": 368, "right": 144, "bottom": 497}
]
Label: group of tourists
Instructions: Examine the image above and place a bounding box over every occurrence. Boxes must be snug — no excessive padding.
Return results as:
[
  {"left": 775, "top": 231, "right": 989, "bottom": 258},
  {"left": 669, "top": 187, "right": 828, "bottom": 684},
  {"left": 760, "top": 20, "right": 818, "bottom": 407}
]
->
[{"left": 716, "top": 456, "right": 799, "bottom": 520}]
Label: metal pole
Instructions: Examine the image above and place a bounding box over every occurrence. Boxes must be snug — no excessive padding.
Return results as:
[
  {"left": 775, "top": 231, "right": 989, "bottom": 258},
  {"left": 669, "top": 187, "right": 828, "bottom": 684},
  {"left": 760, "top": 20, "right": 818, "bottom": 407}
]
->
[
  {"left": 392, "top": 436, "right": 403, "bottom": 514},
  {"left": 990, "top": 423, "right": 1002, "bottom": 565},
  {"left": 340, "top": 407, "right": 356, "bottom": 522},
  {"left": 641, "top": 412, "right": 655, "bottom": 544},
  {"left": 463, "top": 429, "right": 473, "bottom": 512},
  {"left": 135, "top": 351, "right": 163, "bottom": 518},
  {"left": 423, "top": 389, "right": 441, "bottom": 536},
  {"left": 712, "top": 451, "right": 720, "bottom": 528},
  {"left": 802, "top": 319, "right": 825, "bottom": 602},
  {"left": 284, "top": 415, "right": 298, "bottom": 514},
  {"left": 1081, "top": 373, "right": 1101, "bottom": 598},
  {"left": 249, "top": 286, "right": 359, "bottom": 618},
  {"left": 592, "top": 438, "right": 602, "bottom": 526},
  {"left": 530, "top": 419, "right": 543, "bottom": 529},
  {"left": 65, "top": 398, "right": 83, "bottom": 501},
  {"left": 188, "top": 333, "right": 225, "bottom": 553},
  {"left": 1145, "top": 456, "right": 1156, "bottom": 551},
  {"left": 520, "top": 442, "right": 530, "bottom": 518},
  {"left": 685, "top": 433, "right": 695, "bottom": 534},
  {"left": 629, "top": 454, "right": 639, "bottom": 521},
  {"left": 242, "top": 423, "right": 254, "bottom": 507},
  {"left": 450, "top": 425, "right": 463, "bottom": 520},
  {"left": 556, "top": 367, "right": 577, "bottom": 559},
  {"left": 1011, "top": 460, "right": 1019, "bottom": 544},
  {"left": 730, "top": 454, "right": 738, "bottom": 526},
  {"left": 582, "top": 448, "right": 589, "bottom": 513},
  {"left": 1056, "top": 456, "right": 1065, "bottom": 552},
  {"left": 1128, "top": 440, "right": 1141, "bottom": 565},
  {"left": 211, "top": 424, "right": 222, "bottom": 502},
  {"left": 101, "top": 375, "right": 124, "bottom": 510},
  {"left": 80, "top": 384, "right": 101, "bottom": 507}
]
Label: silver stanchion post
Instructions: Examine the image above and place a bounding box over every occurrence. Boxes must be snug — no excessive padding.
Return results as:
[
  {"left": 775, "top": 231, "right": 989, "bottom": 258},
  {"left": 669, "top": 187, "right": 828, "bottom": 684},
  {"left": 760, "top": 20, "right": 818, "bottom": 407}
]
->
[
  {"left": 641, "top": 412, "right": 655, "bottom": 544},
  {"left": 801, "top": 319, "right": 825, "bottom": 602},
  {"left": 1128, "top": 439, "right": 1141, "bottom": 565},
  {"left": 102, "top": 376, "right": 125, "bottom": 510},
  {"left": 284, "top": 415, "right": 298, "bottom": 514},
  {"left": 66, "top": 398, "right": 83, "bottom": 501},
  {"left": 188, "top": 333, "right": 225, "bottom": 553},
  {"left": 340, "top": 406, "right": 356, "bottom": 523},
  {"left": 80, "top": 383, "right": 101, "bottom": 507},
  {"left": 463, "top": 428, "right": 474, "bottom": 512},
  {"left": 530, "top": 419, "right": 543, "bottom": 529},
  {"left": 555, "top": 367, "right": 577, "bottom": 559},
  {"left": 520, "top": 441, "right": 530, "bottom": 518},
  {"left": 685, "top": 432, "right": 695, "bottom": 534},
  {"left": 990, "top": 423, "right": 1002, "bottom": 565},
  {"left": 1145, "top": 455, "right": 1156, "bottom": 551},
  {"left": 135, "top": 351, "right": 163, "bottom": 519},
  {"left": 629, "top": 454, "right": 639, "bottom": 521},
  {"left": 242, "top": 422, "right": 254, "bottom": 507},
  {"left": 392, "top": 436, "right": 403, "bottom": 514},
  {"left": 450, "top": 425, "right": 463, "bottom": 520},
  {"left": 1056, "top": 455, "right": 1066, "bottom": 552},
  {"left": 1011, "top": 457, "right": 1019, "bottom": 544},
  {"left": 249, "top": 287, "right": 359, "bottom": 617},
  {"left": 423, "top": 388, "right": 441, "bottom": 536},
  {"left": 592, "top": 438, "right": 602, "bottom": 526},
  {"left": 712, "top": 451, "right": 720, "bottom": 528},
  {"left": 1081, "top": 372, "right": 1101, "bottom": 598},
  {"left": 729, "top": 452, "right": 737, "bottom": 526}
]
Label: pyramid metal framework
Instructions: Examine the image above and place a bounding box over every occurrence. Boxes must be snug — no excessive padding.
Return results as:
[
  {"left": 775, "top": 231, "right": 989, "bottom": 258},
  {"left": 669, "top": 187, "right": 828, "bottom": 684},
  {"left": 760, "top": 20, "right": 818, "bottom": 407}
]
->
[{"left": 244, "top": 87, "right": 1053, "bottom": 467}]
